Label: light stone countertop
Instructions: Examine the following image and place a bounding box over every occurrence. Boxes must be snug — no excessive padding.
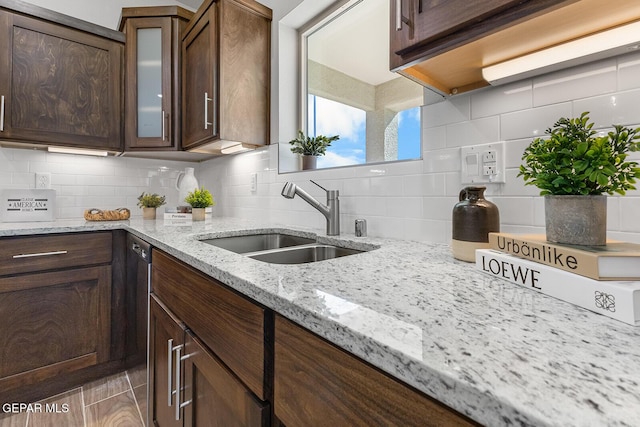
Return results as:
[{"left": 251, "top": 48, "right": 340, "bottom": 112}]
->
[{"left": 1, "top": 217, "right": 639, "bottom": 427}]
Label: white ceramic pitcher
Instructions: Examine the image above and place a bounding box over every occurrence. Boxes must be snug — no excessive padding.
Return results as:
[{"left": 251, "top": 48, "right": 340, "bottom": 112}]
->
[{"left": 176, "top": 167, "right": 199, "bottom": 206}]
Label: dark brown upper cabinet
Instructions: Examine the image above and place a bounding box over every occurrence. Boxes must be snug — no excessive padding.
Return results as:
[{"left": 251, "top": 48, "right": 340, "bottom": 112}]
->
[
  {"left": 390, "top": 0, "right": 560, "bottom": 68},
  {"left": 181, "top": 0, "right": 271, "bottom": 154},
  {"left": 119, "top": 7, "right": 193, "bottom": 151},
  {"left": 390, "top": 0, "right": 640, "bottom": 95},
  {"left": 0, "top": 1, "right": 124, "bottom": 151}
]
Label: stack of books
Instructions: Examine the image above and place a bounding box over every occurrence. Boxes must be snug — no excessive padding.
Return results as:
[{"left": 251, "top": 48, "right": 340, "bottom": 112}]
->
[{"left": 475, "top": 232, "right": 640, "bottom": 326}]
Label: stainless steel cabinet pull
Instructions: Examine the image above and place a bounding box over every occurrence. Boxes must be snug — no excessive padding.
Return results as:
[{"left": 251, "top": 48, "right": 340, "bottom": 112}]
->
[
  {"left": 395, "top": 0, "right": 411, "bottom": 31},
  {"left": 162, "top": 110, "right": 166, "bottom": 141},
  {"left": 1, "top": 95, "right": 5, "bottom": 132},
  {"left": 204, "top": 92, "right": 213, "bottom": 130},
  {"left": 167, "top": 339, "right": 175, "bottom": 407},
  {"left": 174, "top": 344, "right": 192, "bottom": 421},
  {"left": 12, "top": 250, "right": 68, "bottom": 259}
]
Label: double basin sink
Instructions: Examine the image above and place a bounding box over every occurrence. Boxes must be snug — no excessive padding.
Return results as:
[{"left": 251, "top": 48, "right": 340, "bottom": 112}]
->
[{"left": 201, "top": 232, "right": 368, "bottom": 264}]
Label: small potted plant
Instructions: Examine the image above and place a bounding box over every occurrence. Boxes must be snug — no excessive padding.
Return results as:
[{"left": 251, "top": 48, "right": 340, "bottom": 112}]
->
[
  {"left": 185, "top": 187, "right": 214, "bottom": 221},
  {"left": 518, "top": 112, "right": 640, "bottom": 245},
  {"left": 289, "top": 130, "right": 339, "bottom": 170},
  {"left": 137, "top": 192, "right": 166, "bottom": 220}
]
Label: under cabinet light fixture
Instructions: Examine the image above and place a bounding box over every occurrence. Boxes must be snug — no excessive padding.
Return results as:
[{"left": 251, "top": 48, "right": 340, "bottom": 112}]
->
[
  {"left": 220, "top": 143, "right": 253, "bottom": 155},
  {"left": 47, "top": 146, "right": 109, "bottom": 157},
  {"left": 482, "top": 20, "right": 640, "bottom": 85}
]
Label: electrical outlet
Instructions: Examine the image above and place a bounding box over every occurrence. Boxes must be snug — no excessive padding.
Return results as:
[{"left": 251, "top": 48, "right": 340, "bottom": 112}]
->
[
  {"left": 460, "top": 142, "right": 505, "bottom": 184},
  {"left": 35, "top": 172, "right": 51, "bottom": 189},
  {"left": 483, "top": 164, "right": 496, "bottom": 176},
  {"left": 482, "top": 151, "right": 496, "bottom": 162}
]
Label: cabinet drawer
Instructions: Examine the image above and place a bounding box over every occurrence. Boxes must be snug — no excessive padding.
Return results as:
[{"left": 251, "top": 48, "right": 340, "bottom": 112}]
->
[
  {"left": 0, "top": 232, "right": 112, "bottom": 276},
  {"left": 275, "top": 315, "right": 478, "bottom": 427},
  {"left": 152, "top": 250, "right": 267, "bottom": 400}
]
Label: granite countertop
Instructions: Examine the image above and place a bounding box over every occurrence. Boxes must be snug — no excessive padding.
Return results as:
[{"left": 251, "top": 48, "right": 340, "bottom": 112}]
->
[{"left": 2, "top": 218, "right": 639, "bottom": 426}]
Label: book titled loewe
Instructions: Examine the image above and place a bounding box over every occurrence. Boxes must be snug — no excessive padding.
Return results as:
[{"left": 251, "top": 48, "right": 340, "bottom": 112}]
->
[
  {"left": 476, "top": 249, "right": 640, "bottom": 326},
  {"left": 488, "top": 232, "right": 640, "bottom": 281}
]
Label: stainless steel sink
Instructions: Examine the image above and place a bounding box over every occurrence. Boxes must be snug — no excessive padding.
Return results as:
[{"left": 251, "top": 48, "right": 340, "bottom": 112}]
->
[
  {"left": 247, "top": 244, "right": 364, "bottom": 264},
  {"left": 200, "top": 231, "right": 370, "bottom": 264},
  {"left": 201, "top": 233, "right": 315, "bottom": 254}
]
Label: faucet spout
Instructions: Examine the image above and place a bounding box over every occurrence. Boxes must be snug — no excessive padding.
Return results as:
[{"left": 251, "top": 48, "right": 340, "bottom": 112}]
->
[{"left": 281, "top": 181, "right": 340, "bottom": 236}]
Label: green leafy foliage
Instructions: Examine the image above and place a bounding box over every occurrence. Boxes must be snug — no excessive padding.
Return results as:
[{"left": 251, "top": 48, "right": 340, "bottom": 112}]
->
[
  {"left": 518, "top": 112, "right": 640, "bottom": 195},
  {"left": 185, "top": 187, "right": 214, "bottom": 208},
  {"left": 289, "top": 130, "right": 340, "bottom": 156},
  {"left": 137, "top": 192, "right": 166, "bottom": 208}
]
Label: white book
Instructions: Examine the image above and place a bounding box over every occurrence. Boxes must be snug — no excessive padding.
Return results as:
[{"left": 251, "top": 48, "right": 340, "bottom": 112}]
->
[
  {"left": 476, "top": 249, "right": 640, "bottom": 326},
  {"left": 164, "top": 212, "right": 192, "bottom": 220}
]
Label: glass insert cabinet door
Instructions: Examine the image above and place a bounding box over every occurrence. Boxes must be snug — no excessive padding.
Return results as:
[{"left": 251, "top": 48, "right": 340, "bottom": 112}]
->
[
  {"left": 137, "top": 27, "right": 163, "bottom": 138},
  {"left": 124, "top": 17, "right": 173, "bottom": 150}
]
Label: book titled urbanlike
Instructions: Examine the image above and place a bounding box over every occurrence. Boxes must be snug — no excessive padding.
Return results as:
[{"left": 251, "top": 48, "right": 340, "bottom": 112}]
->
[
  {"left": 476, "top": 249, "right": 640, "bottom": 326},
  {"left": 488, "top": 232, "right": 640, "bottom": 281}
]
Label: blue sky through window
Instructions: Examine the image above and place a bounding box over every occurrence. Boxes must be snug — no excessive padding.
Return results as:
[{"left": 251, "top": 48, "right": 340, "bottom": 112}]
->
[{"left": 308, "top": 95, "right": 420, "bottom": 168}]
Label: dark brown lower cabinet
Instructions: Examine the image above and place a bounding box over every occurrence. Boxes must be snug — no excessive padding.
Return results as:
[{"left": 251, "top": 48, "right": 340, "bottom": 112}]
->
[
  {"left": 274, "top": 315, "right": 479, "bottom": 427},
  {"left": 0, "top": 231, "right": 132, "bottom": 404},
  {"left": 0, "top": 265, "right": 112, "bottom": 401},
  {"left": 149, "top": 294, "right": 268, "bottom": 427},
  {"left": 149, "top": 295, "right": 185, "bottom": 427}
]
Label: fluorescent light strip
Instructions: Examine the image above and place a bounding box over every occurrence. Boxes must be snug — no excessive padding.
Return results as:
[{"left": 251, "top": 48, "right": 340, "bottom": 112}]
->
[
  {"left": 483, "top": 21, "right": 640, "bottom": 85},
  {"left": 220, "top": 143, "right": 253, "bottom": 154},
  {"left": 47, "top": 146, "right": 109, "bottom": 157}
]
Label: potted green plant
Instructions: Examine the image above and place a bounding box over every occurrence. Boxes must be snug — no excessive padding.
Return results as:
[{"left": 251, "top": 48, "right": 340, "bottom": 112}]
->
[
  {"left": 185, "top": 187, "right": 214, "bottom": 221},
  {"left": 137, "top": 192, "right": 166, "bottom": 220},
  {"left": 518, "top": 112, "right": 640, "bottom": 245},
  {"left": 289, "top": 130, "right": 339, "bottom": 170}
]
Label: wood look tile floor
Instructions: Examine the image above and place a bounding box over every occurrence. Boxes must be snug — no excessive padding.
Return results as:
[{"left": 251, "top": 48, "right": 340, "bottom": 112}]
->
[{"left": 0, "top": 365, "right": 147, "bottom": 427}]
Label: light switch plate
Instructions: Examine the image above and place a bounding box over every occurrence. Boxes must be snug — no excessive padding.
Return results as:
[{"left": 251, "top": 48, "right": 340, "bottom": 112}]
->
[
  {"left": 460, "top": 142, "right": 505, "bottom": 184},
  {"left": 250, "top": 173, "right": 257, "bottom": 193}
]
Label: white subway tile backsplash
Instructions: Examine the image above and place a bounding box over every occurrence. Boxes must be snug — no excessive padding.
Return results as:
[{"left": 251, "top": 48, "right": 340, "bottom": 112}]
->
[
  {"left": 618, "top": 51, "right": 640, "bottom": 91},
  {"left": 2, "top": 51, "right": 640, "bottom": 241},
  {"left": 494, "top": 197, "right": 534, "bottom": 225},
  {"left": 502, "top": 169, "right": 540, "bottom": 197},
  {"left": 471, "top": 80, "right": 533, "bottom": 118},
  {"left": 619, "top": 197, "right": 640, "bottom": 232},
  {"left": 422, "top": 95, "right": 470, "bottom": 128},
  {"left": 387, "top": 197, "right": 423, "bottom": 219},
  {"left": 573, "top": 89, "right": 640, "bottom": 128},
  {"left": 370, "top": 175, "right": 404, "bottom": 196},
  {"left": 504, "top": 138, "right": 532, "bottom": 168},
  {"left": 606, "top": 196, "right": 620, "bottom": 231},
  {"left": 422, "top": 148, "right": 460, "bottom": 173},
  {"left": 11, "top": 173, "right": 33, "bottom": 187},
  {"left": 403, "top": 173, "right": 446, "bottom": 197},
  {"left": 533, "top": 59, "right": 617, "bottom": 107},
  {"left": 423, "top": 197, "right": 455, "bottom": 221},
  {"left": 532, "top": 197, "right": 545, "bottom": 227},
  {"left": 501, "top": 103, "right": 572, "bottom": 140},
  {"left": 422, "top": 125, "right": 446, "bottom": 151},
  {"left": 445, "top": 116, "right": 500, "bottom": 147}
]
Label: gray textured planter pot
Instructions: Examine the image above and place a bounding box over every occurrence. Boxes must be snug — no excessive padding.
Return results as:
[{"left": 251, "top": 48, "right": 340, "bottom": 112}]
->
[
  {"left": 544, "top": 195, "right": 607, "bottom": 245},
  {"left": 301, "top": 155, "right": 318, "bottom": 170}
]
